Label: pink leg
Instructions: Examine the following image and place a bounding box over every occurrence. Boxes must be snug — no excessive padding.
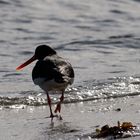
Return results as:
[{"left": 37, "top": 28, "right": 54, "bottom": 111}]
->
[
  {"left": 46, "top": 92, "right": 54, "bottom": 119},
  {"left": 54, "top": 91, "right": 64, "bottom": 113}
]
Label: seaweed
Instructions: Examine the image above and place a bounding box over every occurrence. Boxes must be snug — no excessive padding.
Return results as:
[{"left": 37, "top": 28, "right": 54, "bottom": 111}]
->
[{"left": 95, "top": 121, "right": 137, "bottom": 139}]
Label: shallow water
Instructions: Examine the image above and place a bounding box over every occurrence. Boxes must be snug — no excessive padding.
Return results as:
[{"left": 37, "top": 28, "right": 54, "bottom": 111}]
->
[{"left": 0, "top": 0, "right": 140, "bottom": 106}]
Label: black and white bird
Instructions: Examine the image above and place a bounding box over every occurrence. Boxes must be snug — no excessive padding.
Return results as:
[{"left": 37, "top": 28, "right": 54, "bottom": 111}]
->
[{"left": 16, "top": 45, "right": 74, "bottom": 119}]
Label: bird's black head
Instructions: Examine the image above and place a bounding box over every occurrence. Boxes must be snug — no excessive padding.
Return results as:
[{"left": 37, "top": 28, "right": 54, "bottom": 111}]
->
[
  {"left": 16, "top": 45, "right": 56, "bottom": 71},
  {"left": 35, "top": 45, "right": 56, "bottom": 60}
]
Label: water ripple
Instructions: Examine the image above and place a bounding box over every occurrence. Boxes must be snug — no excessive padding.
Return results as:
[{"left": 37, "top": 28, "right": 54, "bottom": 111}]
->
[
  {"left": 0, "top": 0, "right": 10, "bottom": 5},
  {"left": 0, "top": 76, "right": 139, "bottom": 107}
]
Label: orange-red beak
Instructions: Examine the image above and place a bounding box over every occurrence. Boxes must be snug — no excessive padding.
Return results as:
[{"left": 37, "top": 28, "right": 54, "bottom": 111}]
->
[{"left": 16, "top": 55, "right": 36, "bottom": 71}]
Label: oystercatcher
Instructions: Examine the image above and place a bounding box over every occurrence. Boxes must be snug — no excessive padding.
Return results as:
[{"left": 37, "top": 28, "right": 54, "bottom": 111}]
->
[{"left": 16, "top": 45, "right": 74, "bottom": 119}]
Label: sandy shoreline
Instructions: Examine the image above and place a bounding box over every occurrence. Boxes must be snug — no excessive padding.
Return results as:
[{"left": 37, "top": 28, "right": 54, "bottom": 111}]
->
[{"left": 0, "top": 95, "right": 140, "bottom": 140}]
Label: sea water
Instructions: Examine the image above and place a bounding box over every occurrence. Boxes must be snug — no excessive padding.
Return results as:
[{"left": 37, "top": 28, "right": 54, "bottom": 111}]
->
[{"left": 0, "top": 0, "right": 140, "bottom": 106}]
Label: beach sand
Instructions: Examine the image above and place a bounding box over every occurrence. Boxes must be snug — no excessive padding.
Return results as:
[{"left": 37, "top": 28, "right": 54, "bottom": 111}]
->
[{"left": 1, "top": 96, "right": 140, "bottom": 140}]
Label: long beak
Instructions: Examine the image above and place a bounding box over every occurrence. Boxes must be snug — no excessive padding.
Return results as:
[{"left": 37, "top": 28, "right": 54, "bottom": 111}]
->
[{"left": 16, "top": 55, "right": 36, "bottom": 71}]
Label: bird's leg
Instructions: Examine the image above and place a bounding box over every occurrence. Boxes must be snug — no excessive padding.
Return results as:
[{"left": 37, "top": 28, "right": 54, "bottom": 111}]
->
[
  {"left": 46, "top": 91, "right": 54, "bottom": 119},
  {"left": 54, "top": 90, "right": 64, "bottom": 113}
]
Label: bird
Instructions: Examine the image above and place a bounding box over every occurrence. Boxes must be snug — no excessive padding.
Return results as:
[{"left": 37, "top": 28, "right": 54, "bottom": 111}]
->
[{"left": 16, "top": 45, "right": 74, "bottom": 119}]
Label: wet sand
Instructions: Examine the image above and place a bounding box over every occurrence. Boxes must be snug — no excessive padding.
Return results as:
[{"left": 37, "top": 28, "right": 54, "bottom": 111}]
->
[{"left": 1, "top": 96, "right": 140, "bottom": 140}]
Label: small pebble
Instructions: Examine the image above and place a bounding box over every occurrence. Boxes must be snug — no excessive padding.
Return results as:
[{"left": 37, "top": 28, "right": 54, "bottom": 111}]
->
[{"left": 115, "top": 108, "right": 121, "bottom": 112}]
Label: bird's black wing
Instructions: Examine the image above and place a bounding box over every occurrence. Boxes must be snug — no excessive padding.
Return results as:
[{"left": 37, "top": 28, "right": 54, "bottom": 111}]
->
[{"left": 32, "top": 60, "right": 65, "bottom": 83}]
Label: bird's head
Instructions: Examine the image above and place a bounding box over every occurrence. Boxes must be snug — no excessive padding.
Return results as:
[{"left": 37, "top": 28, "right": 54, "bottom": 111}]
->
[
  {"left": 16, "top": 45, "right": 56, "bottom": 71},
  {"left": 34, "top": 45, "right": 56, "bottom": 60}
]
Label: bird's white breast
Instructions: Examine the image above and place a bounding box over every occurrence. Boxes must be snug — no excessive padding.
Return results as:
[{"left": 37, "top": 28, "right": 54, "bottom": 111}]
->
[{"left": 33, "top": 77, "right": 71, "bottom": 92}]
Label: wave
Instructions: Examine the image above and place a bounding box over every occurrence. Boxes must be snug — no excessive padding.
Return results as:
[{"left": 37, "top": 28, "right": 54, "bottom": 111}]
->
[{"left": 0, "top": 76, "right": 140, "bottom": 108}]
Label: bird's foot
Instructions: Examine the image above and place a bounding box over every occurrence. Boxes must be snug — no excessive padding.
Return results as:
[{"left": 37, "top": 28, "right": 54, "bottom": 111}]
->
[
  {"left": 45, "top": 112, "right": 62, "bottom": 121},
  {"left": 49, "top": 114, "right": 63, "bottom": 121},
  {"left": 58, "top": 115, "right": 63, "bottom": 120},
  {"left": 45, "top": 113, "right": 58, "bottom": 120},
  {"left": 50, "top": 113, "right": 58, "bottom": 119},
  {"left": 54, "top": 103, "right": 61, "bottom": 113}
]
